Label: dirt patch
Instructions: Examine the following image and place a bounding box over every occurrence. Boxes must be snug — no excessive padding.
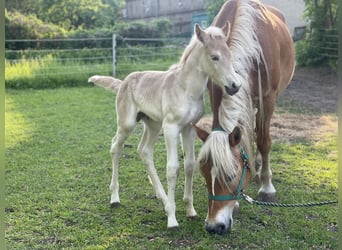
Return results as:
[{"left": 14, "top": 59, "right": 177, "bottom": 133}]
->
[
  {"left": 272, "top": 67, "right": 338, "bottom": 143},
  {"left": 271, "top": 113, "right": 337, "bottom": 143},
  {"left": 197, "top": 67, "right": 338, "bottom": 143}
]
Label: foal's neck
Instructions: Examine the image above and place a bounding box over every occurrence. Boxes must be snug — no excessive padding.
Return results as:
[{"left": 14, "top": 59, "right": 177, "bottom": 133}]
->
[{"left": 179, "top": 45, "right": 208, "bottom": 99}]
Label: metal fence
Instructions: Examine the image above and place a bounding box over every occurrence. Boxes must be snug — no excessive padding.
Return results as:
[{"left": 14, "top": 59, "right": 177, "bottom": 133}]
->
[
  {"left": 5, "top": 36, "right": 189, "bottom": 80},
  {"left": 317, "top": 29, "right": 338, "bottom": 59},
  {"left": 4, "top": 30, "right": 337, "bottom": 84}
]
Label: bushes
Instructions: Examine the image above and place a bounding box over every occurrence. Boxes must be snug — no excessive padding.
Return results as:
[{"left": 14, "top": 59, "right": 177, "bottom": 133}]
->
[
  {"left": 295, "top": 35, "right": 325, "bottom": 66},
  {"left": 5, "top": 13, "right": 176, "bottom": 89},
  {"left": 295, "top": 0, "right": 337, "bottom": 69},
  {"left": 5, "top": 10, "right": 67, "bottom": 43}
]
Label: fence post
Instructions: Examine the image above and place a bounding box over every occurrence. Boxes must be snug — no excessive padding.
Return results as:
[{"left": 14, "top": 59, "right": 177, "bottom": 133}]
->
[{"left": 112, "top": 34, "right": 116, "bottom": 77}]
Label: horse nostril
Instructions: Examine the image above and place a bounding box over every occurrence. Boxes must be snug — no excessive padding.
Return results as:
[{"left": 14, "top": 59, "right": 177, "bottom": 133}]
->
[
  {"left": 225, "top": 84, "right": 240, "bottom": 96},
  {"left": 205, "top": 224, "right": 216, "bottom": 234},
  {"left": 215, "top": 223, "right": 227, "bottom": 235}
]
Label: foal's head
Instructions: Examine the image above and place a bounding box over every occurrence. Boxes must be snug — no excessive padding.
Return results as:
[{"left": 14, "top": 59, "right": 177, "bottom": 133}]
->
[
  {"left": 195, "top": 125, "right": 250, "bottom": 235},
  {"left": 194, "top": 23, "right": 241, "bottom": 95}
]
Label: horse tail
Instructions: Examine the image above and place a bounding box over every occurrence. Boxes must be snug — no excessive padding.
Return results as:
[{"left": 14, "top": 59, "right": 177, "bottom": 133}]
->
[{"left": 88, "top": 75, "right": 122, "bottom": 93}]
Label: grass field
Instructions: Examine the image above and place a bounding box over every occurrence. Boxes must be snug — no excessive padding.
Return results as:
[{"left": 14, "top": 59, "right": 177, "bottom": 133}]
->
[{"left": 5, "top": 86, "right": 337, "bottom": 249}]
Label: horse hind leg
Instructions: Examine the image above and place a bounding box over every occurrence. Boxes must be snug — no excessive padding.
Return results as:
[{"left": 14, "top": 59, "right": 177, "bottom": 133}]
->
[
  {"left": 255, "top": 96, "right": 276, "bottom": 202},
  {"left": 137, "top": 120, "right": 167, "bottom": 204},
  {"left": 109, "top": 114, "right": 137, "bottom": 207}
]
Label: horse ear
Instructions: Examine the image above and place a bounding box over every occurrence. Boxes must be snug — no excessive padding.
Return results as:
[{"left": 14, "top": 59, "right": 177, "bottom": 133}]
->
[
  {"left": 222, "top": 21, "right": 231, "bottom": 41},
  {"left": 193, "top": 124, "right": 209, "bottom": 142},
  {"left": 228, "top": 127, "right": 241, "bottom": 146},
  {"left": 195, "top": 23, "right": 208, "bottom": 45}
]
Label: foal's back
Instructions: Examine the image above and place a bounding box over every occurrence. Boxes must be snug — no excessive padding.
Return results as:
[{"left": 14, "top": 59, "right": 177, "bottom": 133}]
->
[{"left": 117, "top": 68, "right": 184, "bottom": 122}]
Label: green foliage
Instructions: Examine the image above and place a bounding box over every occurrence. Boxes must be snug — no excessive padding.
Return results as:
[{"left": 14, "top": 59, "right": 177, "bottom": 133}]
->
[
  {"left": 295, "top": 35, "right": 325, "bottom": 66},
  {"left": 5, "top": 0, "right": 125, "bottom": 31},
  {"left": 116, "top": 18, "right": 171, "bottom": 42},
  {"left": 296, "top": 0, "right": 338, "bottom": 68},
  {"left": 150, "top": 18, "right": 172, "bottom": 38},
  {"left": 5, "top": 10, "right": 67, "bottom": 41},
  {"left": 205, "top": 0, "right": 226, "bottom": 24}
]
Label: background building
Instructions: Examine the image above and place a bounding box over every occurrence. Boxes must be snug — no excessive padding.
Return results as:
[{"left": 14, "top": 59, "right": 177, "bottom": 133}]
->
[{"left": 124, "top": 0, "right": 306, "bottom": 37}]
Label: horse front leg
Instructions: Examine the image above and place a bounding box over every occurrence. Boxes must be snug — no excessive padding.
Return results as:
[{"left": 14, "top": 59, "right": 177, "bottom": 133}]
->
[
  {"left": 163, "top": 123, "right": 181, "bottom": 229},
  {"left": 181, "top": 126, "right": 198, "bottom": 218},
  {"left": 255, "top": 96, "right": 276, "bottom": 202}
]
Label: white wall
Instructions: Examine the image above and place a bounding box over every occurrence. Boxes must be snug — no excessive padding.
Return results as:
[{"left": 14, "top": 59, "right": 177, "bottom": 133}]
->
[{"left": 262, "top": 0, "right": 307, "bottom": 35}]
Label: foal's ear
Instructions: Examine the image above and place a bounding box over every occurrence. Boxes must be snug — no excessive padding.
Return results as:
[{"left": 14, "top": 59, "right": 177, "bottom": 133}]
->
[
  {"left": 228, "top": 127, "right": 241, "bottom": 146},
  {"left": 195, "top": 23, "right": 208, "bottom": 45},
  {"left": 193, "top": 124, "right": 209, "bottom": 142},
  {"left": 222, "top": 21, "right": 231, "bottom": 41}
]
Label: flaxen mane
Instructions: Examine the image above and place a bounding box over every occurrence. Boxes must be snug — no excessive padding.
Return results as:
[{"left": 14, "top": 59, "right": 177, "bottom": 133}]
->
[{"left": 198, "top": 0, "right": 265, "bottom": 191}]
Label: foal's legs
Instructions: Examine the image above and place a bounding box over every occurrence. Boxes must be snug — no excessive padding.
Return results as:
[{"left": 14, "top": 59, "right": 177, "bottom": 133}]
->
[
  {"left": 109, "top": 100, "right": 137, "bottom": 206},
  {"left": 180, "top": 125, "right": 198, "bottom": 218},
  {"left": 255, "top": 95, "right": 276, "bottom": 202},
  {"left": 109, "top": 126, "right": 135, "bottom": 206},
  {"left": 137, "top": 120, "right": 167, "bottom": 203},
  {"left": 163, "top": 122, "right": 181, "bottom": 228}
]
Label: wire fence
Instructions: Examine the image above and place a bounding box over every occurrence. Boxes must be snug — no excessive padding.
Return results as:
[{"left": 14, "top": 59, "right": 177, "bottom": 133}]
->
[
  {"left": 5, "top": 36, "right": 189, "bottom": 81},
  {"left": 317, "top": 29, "right": 338, "bottom": 59},
  {"left": 4, "top": 30, "right": 337, "bottom": 88}
]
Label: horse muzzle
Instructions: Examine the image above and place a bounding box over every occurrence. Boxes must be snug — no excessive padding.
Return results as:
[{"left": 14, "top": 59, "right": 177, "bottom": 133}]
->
[
  {"left": 225, "top": 82, "right": 240, "bottom": 95},
  {"left": 205, "top": 220, "right": 232, "bottom": 235}
]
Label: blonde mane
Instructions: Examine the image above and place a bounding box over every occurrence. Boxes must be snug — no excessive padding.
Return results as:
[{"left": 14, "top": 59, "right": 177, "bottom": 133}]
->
[
  {"left": 228, "top": 0, "right": 268, "bottom": 82},
  {"left": 198, "top": 0, "right": 262, "bottom": 191}
]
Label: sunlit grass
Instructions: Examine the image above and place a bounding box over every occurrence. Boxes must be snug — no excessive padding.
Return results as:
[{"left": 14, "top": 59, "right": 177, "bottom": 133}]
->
[
  {"left": 5, "top": 87, "right": 337, "bottom": 249},
  {"left": 5, "top": 47, "right": 183, "bottom": 89},
  {"left": 5, "top": 96, "right": 35, "bottom": 149},
  {"left": 5, "top": 58, "right": 45, "bottom": 80}
]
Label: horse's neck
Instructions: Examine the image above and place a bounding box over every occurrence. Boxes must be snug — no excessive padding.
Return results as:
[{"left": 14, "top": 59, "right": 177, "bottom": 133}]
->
[{"left": 178, "top": 47, "right": 208, "bottom": 99}]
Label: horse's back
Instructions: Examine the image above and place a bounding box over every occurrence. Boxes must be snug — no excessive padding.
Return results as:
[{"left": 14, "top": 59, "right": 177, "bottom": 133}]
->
[{"left": 256, "top": 4, "right": 295, "bottom": 96}]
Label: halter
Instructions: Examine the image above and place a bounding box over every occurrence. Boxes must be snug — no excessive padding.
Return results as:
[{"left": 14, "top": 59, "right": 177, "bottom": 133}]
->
[{"left": 208, "top": 146, "right": 249, "bottom": 201}]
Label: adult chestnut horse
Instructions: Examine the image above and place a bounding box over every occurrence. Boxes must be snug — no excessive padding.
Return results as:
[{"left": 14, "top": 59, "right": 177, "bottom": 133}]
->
[{"left": 196, "top": 0, "right": 295, "bottom": 234}]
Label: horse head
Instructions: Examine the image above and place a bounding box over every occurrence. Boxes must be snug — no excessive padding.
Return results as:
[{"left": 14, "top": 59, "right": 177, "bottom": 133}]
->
[
  {"left": 194, "top": 23, "right": 241, "bottom": 96},
  {"left": 195, "top": 124, "right": 250, "bottom": 235}
]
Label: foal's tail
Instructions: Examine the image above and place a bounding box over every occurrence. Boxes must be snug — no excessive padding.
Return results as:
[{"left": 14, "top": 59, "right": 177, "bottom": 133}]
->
[{"left": 88, "top": 75, "right": 122, "bottom": 93}]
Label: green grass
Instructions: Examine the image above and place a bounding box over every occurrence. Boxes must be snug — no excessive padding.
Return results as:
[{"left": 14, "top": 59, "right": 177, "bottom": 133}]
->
[
  {"left": 5, "top": 87, "right": 337, "bottom": 249},
  {"left": 5, "top": 46, "right": 183, "bottom": 89}
]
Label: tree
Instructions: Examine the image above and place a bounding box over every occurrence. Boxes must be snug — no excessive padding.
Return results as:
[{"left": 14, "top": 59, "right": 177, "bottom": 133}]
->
[
  {"left": 5, "top": 0, "right": 125, "bottom": 31},
  {"left": 296, "top": 0, "right": 338, "bottom": 67},
  {"left": 205, "top": 0, "right": 226, "bottom": 24}
]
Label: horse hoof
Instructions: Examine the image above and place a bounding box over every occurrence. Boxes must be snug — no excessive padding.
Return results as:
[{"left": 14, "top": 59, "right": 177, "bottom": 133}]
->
[
  {"left": 168, "top": 225, "right": 179, "bottom": 231},
  {"left": 110, "top": 202, "right": 121, "bottom": 208},
  {"left": 187, "top": 215, "right": 198, "bottom": 220},
  {"left": 257, "top": 192, "right": 276, "bottom": 202}
]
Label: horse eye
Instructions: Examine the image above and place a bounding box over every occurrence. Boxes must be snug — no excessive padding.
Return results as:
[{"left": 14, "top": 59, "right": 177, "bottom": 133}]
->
[{"left": 211, "top": 55, "right": 220, "bottom": 61}]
